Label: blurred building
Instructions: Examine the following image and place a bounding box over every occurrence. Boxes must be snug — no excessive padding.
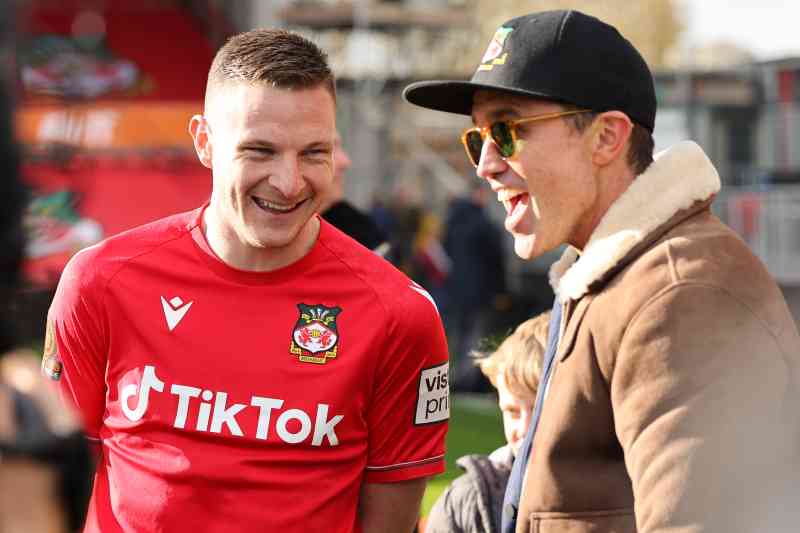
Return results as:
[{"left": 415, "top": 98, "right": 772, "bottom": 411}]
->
[
  {"left": 274, "top": 0, "right": 476, "bottom": 210},
  {"left": 653, "top": 57, "right": 800, "bottom": 317}
]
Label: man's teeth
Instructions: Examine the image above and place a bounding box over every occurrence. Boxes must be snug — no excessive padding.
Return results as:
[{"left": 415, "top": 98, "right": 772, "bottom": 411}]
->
[
  {"left": 497, "top": 191, "right": 525, "bottom": 213},
  {"left": 254, "top": 197, "right": 300, "bottom": 212},
  {"left": 497, "top": 190, "right": 525, "bottom": 202}
]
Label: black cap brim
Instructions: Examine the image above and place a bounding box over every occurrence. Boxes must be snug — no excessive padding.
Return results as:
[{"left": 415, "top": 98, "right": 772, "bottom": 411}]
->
[{"left": 403, "top": 80, "right": 563, "bottom": 117}]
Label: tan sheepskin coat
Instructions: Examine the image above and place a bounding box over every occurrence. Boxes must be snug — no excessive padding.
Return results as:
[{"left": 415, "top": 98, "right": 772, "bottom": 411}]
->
[{"left": 515, "top": 142, "right": 800, "bottom": 533}]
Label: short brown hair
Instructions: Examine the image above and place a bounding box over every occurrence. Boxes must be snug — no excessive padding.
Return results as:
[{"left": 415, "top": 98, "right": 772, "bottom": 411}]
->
[
  {"left": 561, "top": 105, "right": 654, "bottom": 176},
  {"left": 205, "top": 29, "right": 335, "bottom": 109},
  {"left": 477, "top": 311, "right": 550, "bottom": 400}
]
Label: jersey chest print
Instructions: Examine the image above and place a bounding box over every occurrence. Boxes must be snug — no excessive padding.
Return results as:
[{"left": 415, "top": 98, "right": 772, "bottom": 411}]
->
[{"left": 118, "top": 364, "right": 344, "bottom": 446}]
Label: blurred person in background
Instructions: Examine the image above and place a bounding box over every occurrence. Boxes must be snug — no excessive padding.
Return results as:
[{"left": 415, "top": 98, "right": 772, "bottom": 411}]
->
[
  {"left": 46, "top": 29, "right": 448, "bottom": 533},
  {"left": 2, "top": 349, "right": 92, "bottom": 533},
  {"left": 369, "top": 195, "right": 396, "bottom": 244},
  {"left": 409, "top": 211, "right": 450, "bottom": 309},
  {"left": 442, "top": 183, "right": 506, "bottom": 392},
  {"left": 0, "top": 2, "right": 92, "bottom": 530},
  {"left": 319, "top": 131, "right": 390, "bottom": 256},
  {"left": 386, "top": 183, "right": 424, "bottom": 273},
  {"left": 405, "top": 9, "right": 800, "bottom": 533},
  {"left": 426, "top": 311, "right": 548, "bottom": 533}
]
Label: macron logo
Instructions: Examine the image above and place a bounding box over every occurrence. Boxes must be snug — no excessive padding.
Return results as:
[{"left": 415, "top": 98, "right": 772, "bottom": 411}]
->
[{"left": 161, "top": 296, "right": 193, "bottom": 332}]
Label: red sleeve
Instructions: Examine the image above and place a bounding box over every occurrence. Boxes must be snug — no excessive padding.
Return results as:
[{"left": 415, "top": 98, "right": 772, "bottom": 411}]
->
[
  {"left": 43, "top": 246, "right": 109, "bottom": 439},
  {"left": 365, "top": 282, "right": 449, "bottom": 483}
]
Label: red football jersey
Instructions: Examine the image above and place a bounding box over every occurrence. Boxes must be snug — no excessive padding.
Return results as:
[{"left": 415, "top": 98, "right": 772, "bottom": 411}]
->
[{"left": 46, "top": 207, "right": 449, "bottom": 532}]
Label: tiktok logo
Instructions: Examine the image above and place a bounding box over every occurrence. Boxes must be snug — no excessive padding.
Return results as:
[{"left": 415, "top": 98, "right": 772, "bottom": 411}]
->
[
  {"left": 121, "top": 365, "right": 165, "bottom": 421},
  {"left": 117, "top": 365, "right": 344, "bottom": 446}
]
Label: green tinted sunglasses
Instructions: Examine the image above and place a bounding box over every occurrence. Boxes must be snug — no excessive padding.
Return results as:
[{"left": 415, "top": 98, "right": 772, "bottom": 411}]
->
[{"left": 461, "top": 109, "right": 591, "bottom": 167}]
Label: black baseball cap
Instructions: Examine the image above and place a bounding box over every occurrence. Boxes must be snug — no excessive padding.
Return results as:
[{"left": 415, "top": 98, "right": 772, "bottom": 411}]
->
[{"left": 403, "top": 10, "right": 656, "bottom": 132}]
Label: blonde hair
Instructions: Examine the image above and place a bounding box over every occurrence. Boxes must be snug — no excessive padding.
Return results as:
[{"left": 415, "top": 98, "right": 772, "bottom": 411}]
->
[{"left": 477, "top": 311, "right": 550, "bottom": 399}]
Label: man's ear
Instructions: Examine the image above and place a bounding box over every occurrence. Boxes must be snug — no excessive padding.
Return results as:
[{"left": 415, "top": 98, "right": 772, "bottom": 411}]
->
[
  {"left": 189, "top": 114, "right": 213, "bottom": 169},
  {"left": 590, "top": 111, "right": 633, "bottom": 168}
]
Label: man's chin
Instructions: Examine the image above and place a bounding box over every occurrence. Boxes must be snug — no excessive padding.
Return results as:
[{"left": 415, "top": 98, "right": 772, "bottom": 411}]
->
[
  {"left": 513, "top": 234, "right": 539, "bottom": 260},
  {"left": 249, "top": 216, "right": 319, "bottom": 249},
  {"left": 245, "top": 227, "right": 301, "bottom": 250}
]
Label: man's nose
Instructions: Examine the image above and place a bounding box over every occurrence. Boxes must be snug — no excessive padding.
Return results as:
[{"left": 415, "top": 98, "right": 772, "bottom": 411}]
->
[
  {"left": 269, "top": 157, "right": 304, "bottom": 198},
  {"left": 476, "top": 136, "right": 508, "bottom": 183}
]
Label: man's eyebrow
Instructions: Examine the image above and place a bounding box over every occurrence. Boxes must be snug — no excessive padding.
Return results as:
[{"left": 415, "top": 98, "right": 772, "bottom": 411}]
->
[
  {"left": 303, "top": 140, "right": 333, "bottom": 151},
  {"left": 236, "top": 139, "right": 277, "bottom": 150},
  {"left": 472, "top": 107, "right": 520, "bottom": 125},
  {"left": 235, "top": 139, "right": 334, "bottom": 151},
  {"left": 488, "top": 108, "right": 521, "bottom": 120}
]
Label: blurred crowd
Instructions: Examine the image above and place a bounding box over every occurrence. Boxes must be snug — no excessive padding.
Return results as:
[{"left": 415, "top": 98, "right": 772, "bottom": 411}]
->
[{"left": 360, "top": 181, "right": 517, "bottom": 392}]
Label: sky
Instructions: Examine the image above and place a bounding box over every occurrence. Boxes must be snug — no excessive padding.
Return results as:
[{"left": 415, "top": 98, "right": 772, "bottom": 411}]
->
[{"left": 681, "top": 0, "right": 800, "bottom": 59}]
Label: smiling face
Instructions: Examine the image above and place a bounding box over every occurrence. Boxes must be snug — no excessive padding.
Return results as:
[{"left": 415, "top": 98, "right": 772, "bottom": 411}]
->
[
  {"left": 471, "top": 91, "right": 601, "bottom": 259},
  {"left": 193, "top": 83, "right": 335, "bottom": 269}
]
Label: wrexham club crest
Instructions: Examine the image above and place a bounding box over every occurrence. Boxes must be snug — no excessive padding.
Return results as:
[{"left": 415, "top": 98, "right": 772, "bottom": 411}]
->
[
  {"left": 479, "top": 26, "right": 513, "bottom": 71},
  {"left": 289, "top": 304, "right": 342, "bottom": 364}
]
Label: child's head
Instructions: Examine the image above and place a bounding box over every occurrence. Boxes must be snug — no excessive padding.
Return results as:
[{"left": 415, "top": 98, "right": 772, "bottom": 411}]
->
[{"left": 477, "top": 311, "right": 550, "bottom": 456}]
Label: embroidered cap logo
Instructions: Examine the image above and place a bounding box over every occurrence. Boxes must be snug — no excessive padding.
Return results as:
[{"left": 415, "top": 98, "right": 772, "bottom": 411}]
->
[{"left": 479, "top": 27, "right": 513, "bottom": 71}]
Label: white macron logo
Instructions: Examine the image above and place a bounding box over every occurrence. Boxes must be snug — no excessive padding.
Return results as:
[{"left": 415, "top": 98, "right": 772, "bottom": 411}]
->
[{"left": 161, "top": 296, "right": 193, "bottom": 331}]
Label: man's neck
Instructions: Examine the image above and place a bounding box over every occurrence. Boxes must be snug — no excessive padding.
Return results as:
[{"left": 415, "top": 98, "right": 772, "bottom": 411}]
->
[
  {"left": 571, "top": 166, "right": 636, "bottom": 251},
  {"left": 201, "top": 207, "right": 320, "bottom": 272}
]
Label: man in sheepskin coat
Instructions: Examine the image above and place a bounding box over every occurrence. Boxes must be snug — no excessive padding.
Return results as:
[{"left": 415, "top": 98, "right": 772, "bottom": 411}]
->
[{"left": 405, "top": 9, "right": 800, "bottom": 533}]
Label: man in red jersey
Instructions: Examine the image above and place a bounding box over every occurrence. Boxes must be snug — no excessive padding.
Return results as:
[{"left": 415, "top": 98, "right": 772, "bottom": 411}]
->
[{"left": 44, "top": 29, "right": 448, "bottom": 533}]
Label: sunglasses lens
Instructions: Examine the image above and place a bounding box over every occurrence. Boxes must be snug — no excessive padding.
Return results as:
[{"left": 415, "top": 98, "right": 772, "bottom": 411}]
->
[
  {"left": 465, "top": 130, "right": 483, "bottom": 166},
  {"left": 491, "top": 121, "right": 515, "bottom": 157}
]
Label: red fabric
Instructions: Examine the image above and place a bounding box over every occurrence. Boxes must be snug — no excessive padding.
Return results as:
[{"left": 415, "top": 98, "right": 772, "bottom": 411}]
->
[
  {"left": 48, "top": 209, "right": 448, "bottom": 531},
  {"left": 24, "top": 6, "right": 214, "bottom": 102}
]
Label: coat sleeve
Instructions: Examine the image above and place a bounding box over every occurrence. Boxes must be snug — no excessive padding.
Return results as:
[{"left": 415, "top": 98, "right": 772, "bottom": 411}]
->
[
  {"left": 611, "top": 283, "right": 798, "bottom": 533},
  {"left": 425, "top": 475, "right": 477, "bottom": 533}
]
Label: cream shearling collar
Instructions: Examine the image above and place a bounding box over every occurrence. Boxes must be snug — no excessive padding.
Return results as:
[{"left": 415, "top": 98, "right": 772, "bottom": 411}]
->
[{"left": 549, "top": 141, "right": 721, "bottom": 303}]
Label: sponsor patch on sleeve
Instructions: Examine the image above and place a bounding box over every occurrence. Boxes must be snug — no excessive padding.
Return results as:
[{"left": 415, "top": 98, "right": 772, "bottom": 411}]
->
[
  {"left": 41, "top": 319, "right": 63, "bottom": 381},
  {"left": 414, "top": 362, "right": 449, "bottom": 425}
]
